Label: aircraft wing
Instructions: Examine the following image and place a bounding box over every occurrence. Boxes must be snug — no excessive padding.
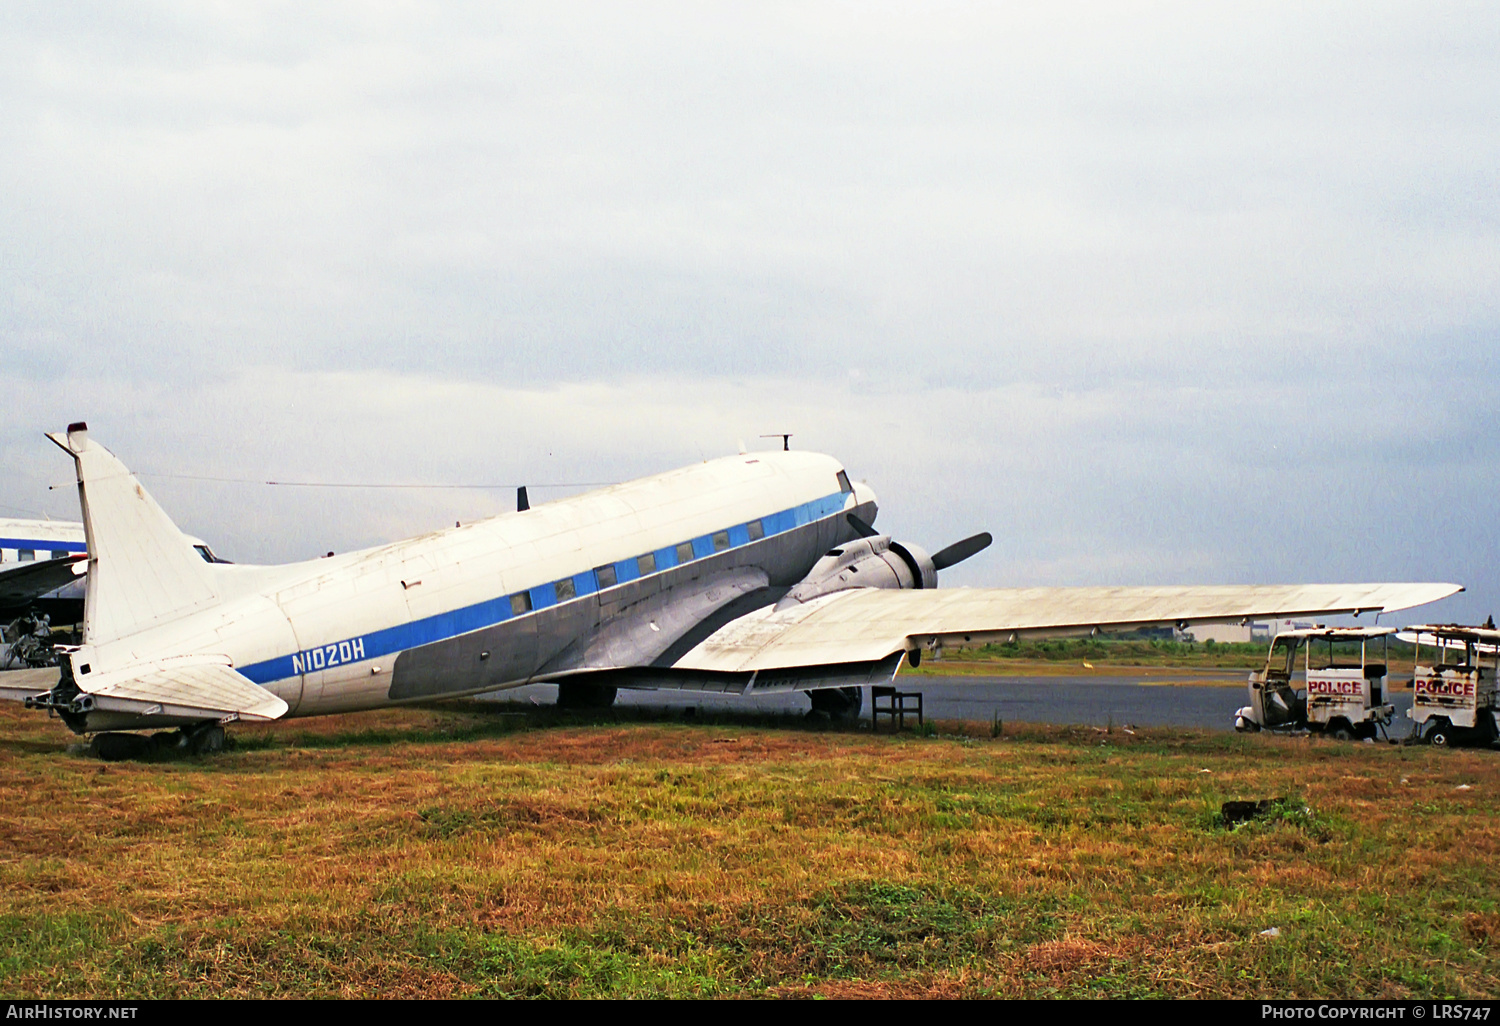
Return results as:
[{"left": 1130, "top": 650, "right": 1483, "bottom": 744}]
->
[
  {"left": 671, "top": 582, "right": 1463, "bottom": 673},
  {"left": 0, "top": 555, "right": 86, "bottom": 611}
]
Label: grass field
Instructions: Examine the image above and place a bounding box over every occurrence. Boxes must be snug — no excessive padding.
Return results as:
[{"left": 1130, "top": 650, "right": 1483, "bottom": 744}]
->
[
  {"left": 902, "top": 637, "right": 1427, "bottom": 680},
  {"left": 1, "top": 700, "right": 1497, "bottom": 999}
]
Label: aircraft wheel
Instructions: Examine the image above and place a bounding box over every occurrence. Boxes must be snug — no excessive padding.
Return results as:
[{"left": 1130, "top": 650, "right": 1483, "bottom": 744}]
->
[
  {"left": 555, "top": 682, "right": 618, "bottom": 710},
  {"left": 151, "top": 731, "right": 185, "bottom": 753},
  {"left": 92, "top": 732, "right": 152, "bottom": 762},
  {"left": 807, "top": 686, "right": 863, "bottom": 722},
  {"left": 187, "top": 724, "right": 226, "bottom": 755}
]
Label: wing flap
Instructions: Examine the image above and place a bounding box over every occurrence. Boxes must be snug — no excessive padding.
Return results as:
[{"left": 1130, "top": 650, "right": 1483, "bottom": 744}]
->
[
  {"left": 80, "top": 656, "right": 288, "bottom": 721},
  {"left": 672, "top": 582, "right": 1464, "bottom": 673}
]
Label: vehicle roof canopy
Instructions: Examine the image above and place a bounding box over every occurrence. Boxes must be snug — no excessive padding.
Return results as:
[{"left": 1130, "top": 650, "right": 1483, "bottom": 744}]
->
[
  {"left": 1273, "top": 626, "right": 1398, "bottom": 641},
  {"left": 1403, "top": 624, "right": 1500, "bottom": 644}
]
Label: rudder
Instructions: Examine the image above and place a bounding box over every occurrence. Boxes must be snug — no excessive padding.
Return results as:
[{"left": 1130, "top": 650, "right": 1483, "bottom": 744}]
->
[{"left": 46, "top": 423, "right": 220, "bottom": 643}]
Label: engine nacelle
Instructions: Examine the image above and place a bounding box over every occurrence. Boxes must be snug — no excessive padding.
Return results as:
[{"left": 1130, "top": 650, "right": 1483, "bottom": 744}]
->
[{"left": 776, "top": 535, "right": 936, "bottom": 609}]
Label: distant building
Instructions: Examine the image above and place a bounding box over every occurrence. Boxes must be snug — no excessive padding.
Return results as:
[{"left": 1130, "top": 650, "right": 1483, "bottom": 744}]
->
[
  {"left": 1181, "top": 620, "right": 1313, "bottom": 644},
  {"left": 1186, "top": 623, "right": 1255, "bottom": 644}
]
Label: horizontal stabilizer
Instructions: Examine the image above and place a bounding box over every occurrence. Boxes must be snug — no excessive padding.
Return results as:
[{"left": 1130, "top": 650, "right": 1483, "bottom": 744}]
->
[
  {"left": 0, "top": 667, "right": 64, "bottom": 705},
  {"left": 673, "top": 582, "right": 1465, "bottom": 673},
  {"left": 77, "top": 655, "right": 288, "bottom": 721}
]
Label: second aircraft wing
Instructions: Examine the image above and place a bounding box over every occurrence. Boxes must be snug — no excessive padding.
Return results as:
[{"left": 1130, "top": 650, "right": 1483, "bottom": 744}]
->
[{"left": 0, "top": 555, "right": 86, "bottom": 612}]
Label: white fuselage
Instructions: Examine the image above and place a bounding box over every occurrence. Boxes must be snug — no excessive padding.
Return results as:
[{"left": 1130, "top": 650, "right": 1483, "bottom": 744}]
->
[
  {"left": 67, "top": 451, "right": 874, "bottom": 719},
  {"left": 0, "top": 519, "right": 86, "bottom": 565}
]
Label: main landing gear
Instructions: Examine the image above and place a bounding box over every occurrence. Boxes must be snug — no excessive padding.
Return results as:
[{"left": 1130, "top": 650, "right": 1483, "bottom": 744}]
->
[
  {"left": 89, "top": 723, "right": 228, "bottom": 761},
  {"left": 554, "top": 681, "right": 619, "bottom": 710},
  {"left": 807, "top": 686, "right": 863, "bottom": 723}
]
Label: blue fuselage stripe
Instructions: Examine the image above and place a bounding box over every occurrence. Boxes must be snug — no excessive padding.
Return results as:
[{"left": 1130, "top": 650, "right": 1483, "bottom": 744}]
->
[
  {"left": 238, "top": 489, "right": 851, "bottom": 686},
  {"left": 0, "top": 539, "right": 86, "bottom": 553}
]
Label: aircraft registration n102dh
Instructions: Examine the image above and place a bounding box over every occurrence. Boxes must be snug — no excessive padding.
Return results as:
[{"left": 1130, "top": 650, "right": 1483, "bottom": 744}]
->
[{"left": 0, "top": 423, "right": 1463, "bottom": 755}]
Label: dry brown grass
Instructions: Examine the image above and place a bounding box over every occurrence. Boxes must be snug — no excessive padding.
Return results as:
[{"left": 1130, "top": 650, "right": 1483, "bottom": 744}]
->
[{"left": 1, "top": 701, "right": 1498, "bottom": 998}]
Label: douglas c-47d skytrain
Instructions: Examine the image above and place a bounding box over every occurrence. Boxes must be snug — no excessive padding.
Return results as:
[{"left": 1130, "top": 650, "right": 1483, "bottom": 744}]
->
[{"left": 0, "top": 423, "right": 1464, "bottom": 755}]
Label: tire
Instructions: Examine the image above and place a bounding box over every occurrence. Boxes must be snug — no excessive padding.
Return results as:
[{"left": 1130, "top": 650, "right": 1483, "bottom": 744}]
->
[
  {"left": 807, "top": 686, "right": 863, "bottom": 722},
  {"left": 188, "top": 725, "right": 226, "bottom": 755},
  {"left": 92, "top": 733, "right": 152, "bottom": 762},
  {"left": 1427, "top": 720, "right": 1453, "bottom": 748},
  {"left": 151, "top": 731, "right": 184, "bottom": 753},
  {"left": 1330, "top": 720, "right": 1354, "bottom": 742},
  {"left": 555, "top": 681, "right": 618, "bottom": 710}
]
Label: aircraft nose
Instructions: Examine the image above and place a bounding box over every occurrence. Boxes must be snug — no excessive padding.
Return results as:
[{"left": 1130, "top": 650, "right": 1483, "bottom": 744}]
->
[{"left": 851, "top": 479, "right": 878, "bottom": 515}]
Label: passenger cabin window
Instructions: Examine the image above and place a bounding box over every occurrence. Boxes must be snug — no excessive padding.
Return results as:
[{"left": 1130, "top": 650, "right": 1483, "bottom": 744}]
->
[
  {"left": 637, "top": 553, "right": 656, "bottom": 575},
  {"left": 51, "top": 549, "right": 68, "bottom": 560},
  {"left": 595, "top": 564, "right": 617, "bottom": 589},
  {"left": 712, "top": 531, "right": 730, "bottom": 553},
  {"left": 18, "top": 550, "right": 34, "bottom": 562},
  {"left": 836, "top": 470, "right": 852, "bottom": 493},
  {"left": 675, "top": 542, "right": 693, "bottom": 564},
  {"left": 555, "top": 578, "right": 576, "bottom": 601},
  {"left": 510, "top": 593, "right": 532, "bottom": 615},
  {"left": 747, "top": 520, "right": 764, "bottom": 541}
]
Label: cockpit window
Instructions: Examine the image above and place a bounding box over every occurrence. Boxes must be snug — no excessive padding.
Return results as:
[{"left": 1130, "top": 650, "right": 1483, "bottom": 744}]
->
[
  {"left": 836, "top": 471, "right": 852, "bottom": 493},
  {"left": 193, "top": 544, "right": 231, "bottom": 564}
]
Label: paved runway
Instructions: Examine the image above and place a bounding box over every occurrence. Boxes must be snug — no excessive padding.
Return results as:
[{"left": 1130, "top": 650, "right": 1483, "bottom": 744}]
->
[
  {"left": 4, "top": 665, "right": 1418, "bottom": 733},
  {"left": 495, "top": 670, "right": 1420, "bottom": 732}
]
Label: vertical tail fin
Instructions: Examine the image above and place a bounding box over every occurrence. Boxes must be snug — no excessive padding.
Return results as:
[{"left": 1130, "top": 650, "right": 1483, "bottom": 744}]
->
[{"left": 46, "top": 423, "right": 220, "bottom": 644}]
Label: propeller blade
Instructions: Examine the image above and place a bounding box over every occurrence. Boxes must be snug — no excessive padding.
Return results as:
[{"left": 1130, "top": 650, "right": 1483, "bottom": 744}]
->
[
  {"left": 931, "top": 531, "right": 993, "bottom": 571},
  {"left": 846, "top": 513, "right": 880, "bottom": 538}
]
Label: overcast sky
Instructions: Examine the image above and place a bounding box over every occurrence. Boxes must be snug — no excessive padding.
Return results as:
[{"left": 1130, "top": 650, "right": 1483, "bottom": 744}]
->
[{"left": 2, "top": 2, "right": 1496, "bottom": 622}]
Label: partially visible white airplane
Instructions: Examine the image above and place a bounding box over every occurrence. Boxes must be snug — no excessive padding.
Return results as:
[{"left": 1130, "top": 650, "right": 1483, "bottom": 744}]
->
[
  {"left": 1, "top": 423, "right": 1464, "bottom": 753},
  {"left": 0, "top": 515, "right": 227, "bottom": 634},
  {"left": 0, "top": 517, "right": 87, "bottom": 617}
]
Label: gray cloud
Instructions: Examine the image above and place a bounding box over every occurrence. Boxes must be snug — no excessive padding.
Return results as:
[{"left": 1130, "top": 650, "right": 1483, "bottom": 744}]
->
[{"left": 1, "top": 2, "right": 1495, "bottom": 622}]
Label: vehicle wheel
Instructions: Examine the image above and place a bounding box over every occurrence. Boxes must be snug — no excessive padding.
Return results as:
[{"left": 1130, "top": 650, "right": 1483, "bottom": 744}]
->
[
  {"left": 186, "top": 725, "right": 226, "bottom": 754},
  {"left": 92, "top": 732, "right": 152, "bottom": 761},
  {"left": 150, "top": 731, "right": 184, "bottom": 753},
  {"left": 555, "top": 681, "right": 618, "bottom": 709},
  {"left": 807, "top": 686, "right": 863, "bottom": 723},
  {"left": 1427, "top": 720, "right": 1454, "bottom": 748},
  {"left": 1330, "top": 721, "right": 1354, "bottom": 742}
]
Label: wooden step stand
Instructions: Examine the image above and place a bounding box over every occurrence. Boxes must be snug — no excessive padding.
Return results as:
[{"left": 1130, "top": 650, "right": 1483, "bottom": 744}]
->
[{"left": 871, "top": 685, "right": 924, "bottom": 732}]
